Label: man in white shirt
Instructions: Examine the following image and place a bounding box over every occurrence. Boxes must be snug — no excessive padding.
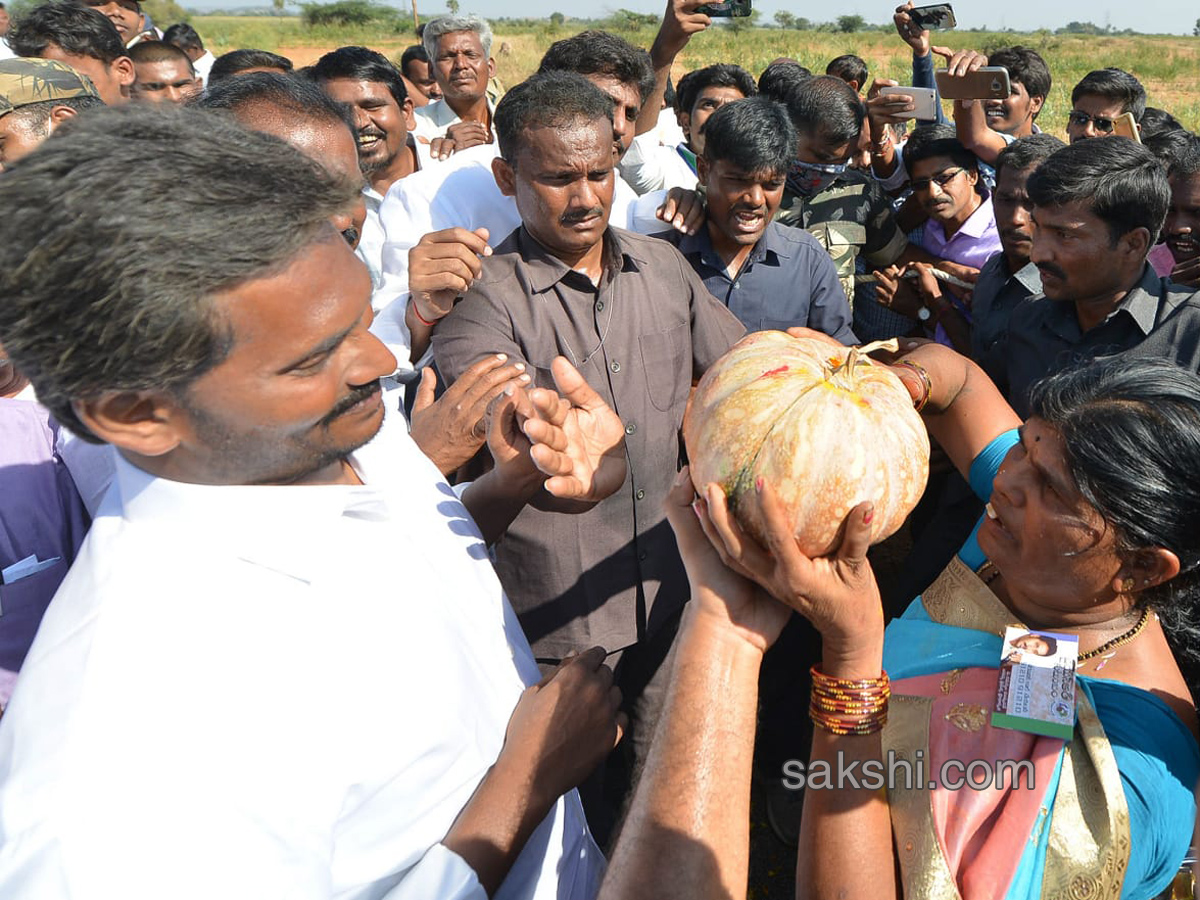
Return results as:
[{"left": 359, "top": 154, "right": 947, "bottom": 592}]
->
[
  {"left": 0, "top": 105, "right": 629, "bottom": 900},
  {"left": 162, "top": 22, "right": 214, "bottom": 86},
  {"left": 414, "top": 14, "right": 496, "bottom": 153},
  {"left": 311, "top": 45, "right": 435, "bottom": 282},
  {"left": 0, "top": 3, "right": 14, "bottom": 61}
]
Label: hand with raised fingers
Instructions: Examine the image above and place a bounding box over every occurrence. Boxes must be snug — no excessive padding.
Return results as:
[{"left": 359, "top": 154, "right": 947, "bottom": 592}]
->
[{"left": 656, "top": 187, "right": 706, "bottom": 235}]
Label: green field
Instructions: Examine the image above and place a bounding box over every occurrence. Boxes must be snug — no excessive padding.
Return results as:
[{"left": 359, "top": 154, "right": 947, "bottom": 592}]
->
[{"left": 192, "top": 15, "right": 1200, "bottom": 138}]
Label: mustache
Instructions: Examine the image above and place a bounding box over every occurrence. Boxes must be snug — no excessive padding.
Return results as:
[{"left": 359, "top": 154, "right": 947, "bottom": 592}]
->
[
  {"left": 1000, "top": 228, "right": 1032, "bottom": 242},
  {"left": 357, "top": 127, "right": 386, "bottom": 140},
  {"left": 1036, "top": 262, "right": 1068, "bottom": 281},
  {"left": 560, "top": 206, "right": 604, "bottom": 225},
  {"left": 321, "top": 379, "right": 381, "bottom": 426}
]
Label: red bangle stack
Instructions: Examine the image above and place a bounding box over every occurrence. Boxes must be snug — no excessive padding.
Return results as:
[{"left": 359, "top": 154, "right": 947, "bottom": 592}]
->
[{"left": 809, "top": 665, "right": 890, "bottom": 736}]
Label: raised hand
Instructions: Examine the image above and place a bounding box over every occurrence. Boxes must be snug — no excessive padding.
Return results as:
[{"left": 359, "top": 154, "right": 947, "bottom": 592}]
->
[
  {"left": 655, "top": 187, "right": 706, "bottom": 235},
  {"left": 407, "top": 227, "right": 492, "bottom": 325}
]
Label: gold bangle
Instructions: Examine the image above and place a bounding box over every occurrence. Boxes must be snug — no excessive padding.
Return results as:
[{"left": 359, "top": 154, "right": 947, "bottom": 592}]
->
[{"left": 894, "top": 360, "right": 931, "bottom": 413}]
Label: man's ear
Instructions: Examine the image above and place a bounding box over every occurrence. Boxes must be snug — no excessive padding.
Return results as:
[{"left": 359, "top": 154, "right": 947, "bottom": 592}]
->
[
  {"left": 696, "top": 154, "right": 709, "bottom": 184},
  {"left": 1029, "top": 94, "right": 1046, "bottom": 118},
  {"left": 487, "top": 57, "right": 496, "bottom": 79},
  {"left": 1117, "top": 225, "right": 1152, "bottom": 262},
  {"left": 402, "top": 96, "right": 416, "bottom": 130},
  {"left": 678, "top": 110, "right": 692, "bottom": 143},
  {"left": 76, "top": 389, "right": 186, "bottom": 458},
  {"left": 46, "top": 104, "right": 78, "bottom": 135},
  {"left": 113, "top": 55, "right": 136, "bottom": 89},
  {"left": 492, "top": 155, "right": 516, "bottom": 197}
]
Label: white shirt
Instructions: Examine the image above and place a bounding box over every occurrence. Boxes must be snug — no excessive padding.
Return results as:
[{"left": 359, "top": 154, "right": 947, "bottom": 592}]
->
[
  {"left": 371, "top": 143, "right": 670, "bottom": 372},
  {"left": 356, "top": 136, "right": 436, "bottom": 289},
  {"left": 618, "top": 133, "right": 698, "bottom": 195},
  {"left": 412, "top": 97, "right": 495, "bottom": 142},
  {"left": 192, "top": 49, "right": 215, "bottom": 87},
  {"left": 0, "top": 39, "right": 15, "bottom": 61},
  {"left": 0, "top": 407, "right": 603, "bottom": 900}
]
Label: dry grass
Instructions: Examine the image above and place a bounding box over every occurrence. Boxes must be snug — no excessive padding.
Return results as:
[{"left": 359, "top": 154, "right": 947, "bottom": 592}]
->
[{"left": 195, "top": 16, "right": 1200, "bottom": 137}]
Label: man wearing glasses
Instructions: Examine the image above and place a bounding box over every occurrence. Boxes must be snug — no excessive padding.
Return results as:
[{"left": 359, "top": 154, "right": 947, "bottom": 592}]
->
[{"left": 1065, "top": 67, "right": 1145, "bottom": 143}]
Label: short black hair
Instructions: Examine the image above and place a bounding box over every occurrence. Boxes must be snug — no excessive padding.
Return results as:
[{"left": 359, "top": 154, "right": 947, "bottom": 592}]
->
[
  {"left": 162, "top": 22, "right": 203, "bottom": 53},
  {"left": 1027, "top": 137, "right": 1168, "bottom": 245},
  {"left": 1168, "top": 133, "right": 1200, "bottom": 181},
  {"left": 1144, "top": 127, "right": 1193, "bottom": 170},
  {"left": 784, "top": 74, "right": 864, "bottom": 144},
  {"left": 195, "top": 71, "right": 355, "bottom": 136},
  {"left": 757, "top": 59, "right": 811, "bottom": 104},
  {"left": 702, "top": 97, "right": 795, "bottom": 178},
  {"left": 537, "top": 30, "right": 654, "bottom": 105},
  {"left": 986, "top": 46, "right": 1051, "bottom": 106},
  {"left": 310, "top": 45, "right": 407, "bottom": 108},
  {"left": 1071, "top": 68, "right": 1146, "bottom": 122},
  {"left": 495, "top": 70, "right": 614, "bottom": 166},
  {"left": 208, "top": 48, "right": 294, "bottom": 84},
  {"left": 902, "top": 123, "right": 978, "bottom": 178},
  {"left": 0, "top": 105, "right": 358, "bottom": 442},
  {"left": 825, "top": 54, "right": 867, "bottom": 90},
  {"left": 7, "top": 0, "right": 126, "bottom": 64},
  {"left": 128, "top": 39, "right": 194, "bottom": 72},
  {"left": 993, "top": 132, "right": 1066, "bottom": 179},
  {"left": 1139, "top": 107, "right": 1183, "bottom": 142},
  {"left": 399, "top": 43, "right": 428, "bottom": 79},
  {"left": 675, "top": 63, "right": 756, "bottom": 117}
]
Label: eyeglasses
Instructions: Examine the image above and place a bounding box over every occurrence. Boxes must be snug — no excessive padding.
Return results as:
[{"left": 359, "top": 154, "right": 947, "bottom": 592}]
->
[
  {"left": 910, "top": 167, "right": 966, "bottom": 193},
  {"left": 1067, "top": 111, "right": 1116, "bottom": 134}
]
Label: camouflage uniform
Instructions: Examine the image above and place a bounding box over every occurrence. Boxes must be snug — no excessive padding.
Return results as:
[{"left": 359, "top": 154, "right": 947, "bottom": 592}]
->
[{"left": 0, "top": 57, "right": 100, "bottom": 118}]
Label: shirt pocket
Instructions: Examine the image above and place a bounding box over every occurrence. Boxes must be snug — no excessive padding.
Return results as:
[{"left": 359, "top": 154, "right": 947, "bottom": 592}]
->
[
  {"left": 0, "top": 557, "right": 69, "bottom": 672},
  {"left": 639, "top": 322, "right": 690, "bottom": 412}
]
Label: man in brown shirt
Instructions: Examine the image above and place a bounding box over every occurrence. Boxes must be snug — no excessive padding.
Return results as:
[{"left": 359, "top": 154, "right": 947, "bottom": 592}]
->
[{"left": 431, "top": 71, "right": 744, "bottom": 842}]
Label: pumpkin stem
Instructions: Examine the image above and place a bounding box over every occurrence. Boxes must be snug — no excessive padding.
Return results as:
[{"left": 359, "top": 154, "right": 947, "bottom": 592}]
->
[{"left": 828, "top": 338, "right": 900, "bottom": 388}]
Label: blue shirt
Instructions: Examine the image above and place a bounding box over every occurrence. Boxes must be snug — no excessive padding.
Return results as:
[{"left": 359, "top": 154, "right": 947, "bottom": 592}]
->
[{"left": 659, "top": 221, "right": 858, "bottom": 343}]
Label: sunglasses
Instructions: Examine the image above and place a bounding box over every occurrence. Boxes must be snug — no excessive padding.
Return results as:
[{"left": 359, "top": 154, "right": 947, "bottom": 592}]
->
[
  {"left": 1067, "top": 111, "right": 1116, "bottom": 134},
  {"left": 910, "top": 167, "right": 966, "bottom": 193}
]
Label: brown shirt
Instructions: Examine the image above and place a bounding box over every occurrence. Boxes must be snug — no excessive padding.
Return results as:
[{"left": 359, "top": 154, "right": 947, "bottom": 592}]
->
[{"left": 433, "top": 226, "right": 745, "bottom": 659}]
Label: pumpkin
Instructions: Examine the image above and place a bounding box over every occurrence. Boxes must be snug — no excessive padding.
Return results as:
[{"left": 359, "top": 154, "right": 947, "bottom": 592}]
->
[{"left": 683, "top": 331, "right": 930, "bottom": 557}]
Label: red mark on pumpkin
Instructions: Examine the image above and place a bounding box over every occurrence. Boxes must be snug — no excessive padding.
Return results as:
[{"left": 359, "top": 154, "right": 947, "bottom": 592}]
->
[{"left": 761, "top": 365, "right": 790, "bottom": 377}]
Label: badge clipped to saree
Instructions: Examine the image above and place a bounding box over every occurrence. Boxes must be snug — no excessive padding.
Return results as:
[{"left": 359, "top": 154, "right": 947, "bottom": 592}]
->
[{"left": 992, "top": 626, "right": 1078, "bottom": 740}]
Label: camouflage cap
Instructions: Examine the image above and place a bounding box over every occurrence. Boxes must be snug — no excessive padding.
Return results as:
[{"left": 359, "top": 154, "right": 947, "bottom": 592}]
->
[{"left": 0, "top": 58, "right": 100, "bottom": 119}]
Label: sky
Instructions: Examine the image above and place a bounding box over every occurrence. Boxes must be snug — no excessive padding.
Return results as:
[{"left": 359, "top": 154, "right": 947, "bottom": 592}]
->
[{"left": 187, "top": 0, "right": 1200, "bottom": 35}]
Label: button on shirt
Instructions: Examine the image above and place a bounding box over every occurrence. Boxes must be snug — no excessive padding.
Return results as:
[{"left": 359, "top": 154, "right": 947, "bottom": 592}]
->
[
  {"left": 987, "top": 264, "right": 1200, "bottom": 418},
  {"left": 432, "top": 226, "right": 745, "bottom": 659},
  {"left": 969, "top": 252, "right": 1042, "bottom": 362},
  {"left": 660, "top": 220, "right": 857, "bottom": 343},
  {"left": 0, "top": 408, "right": 602, "bottom": 900},
  {"left": 918, "top": 194, "right": 1001, "bottom": 271}
]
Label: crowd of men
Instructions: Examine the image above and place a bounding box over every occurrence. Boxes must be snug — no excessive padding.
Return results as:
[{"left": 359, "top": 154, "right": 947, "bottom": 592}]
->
[{"left": 0, "top": 0, "right": 1198, "bottom": 895}]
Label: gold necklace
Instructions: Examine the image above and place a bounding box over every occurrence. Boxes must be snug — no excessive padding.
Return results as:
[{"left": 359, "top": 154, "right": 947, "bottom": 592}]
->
[{"left": 974, "top": 559, "right": 1152, "bottom": 661}]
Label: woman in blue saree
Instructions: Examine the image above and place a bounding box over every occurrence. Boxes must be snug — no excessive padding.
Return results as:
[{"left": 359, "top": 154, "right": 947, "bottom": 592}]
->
[{"left": 692, "top": 344, "right": 1200, "bottom": 900}]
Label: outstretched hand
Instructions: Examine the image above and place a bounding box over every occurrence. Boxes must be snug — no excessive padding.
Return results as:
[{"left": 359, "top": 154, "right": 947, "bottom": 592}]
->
[{"left": 690, "top": 476, "right": 885, "bottom": 666}]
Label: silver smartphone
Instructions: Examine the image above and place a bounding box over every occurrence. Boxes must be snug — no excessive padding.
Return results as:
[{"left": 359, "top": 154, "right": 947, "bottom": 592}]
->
[{"left": 880, "top": 86, "right": 939, "bottom": 120}]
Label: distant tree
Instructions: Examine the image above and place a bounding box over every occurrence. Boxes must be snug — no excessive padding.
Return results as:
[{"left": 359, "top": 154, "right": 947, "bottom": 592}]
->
[
  {"left": 726, "top": 7, "right": 761, "bottom": 32},
  {"left": 1194, "top": 17, "right": 1199, "bottom": 36},
  {"left": 446, "top": 0, "right": 458, "bottom": 13},
  {"left": 1057, "top": 20, "right": 1100, "bottom": 34},
  {"left": 774, "top": 9, "right": 795, "bottom": 28},
  {"left": 836, "top": 14, "right": 866, "bottom": 33},
  {"left": 549, "top": 10, "right": 564, "bottom": 24},
  {"left": 794, "top": 15, "right": 812, "bottom": 29}
]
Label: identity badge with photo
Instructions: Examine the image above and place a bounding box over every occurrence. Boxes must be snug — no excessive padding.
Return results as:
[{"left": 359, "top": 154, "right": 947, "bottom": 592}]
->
[{"left": 992, "top": 626, "right": 1078, "bottom": 740}]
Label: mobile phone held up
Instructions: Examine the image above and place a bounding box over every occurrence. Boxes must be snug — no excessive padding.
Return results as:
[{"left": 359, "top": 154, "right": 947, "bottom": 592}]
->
[
  {"left": 880, "top": 86, "right": 939, "bottom": 120},
  {"left": 909, "top": 3, "right": 956, "bottom": 30},
  {"left": 935, "top": 66, "right": 1011, "bottom": 101},
  {"left": 1112, "top": 112, "right": 1141, "bottom": 143},
  {"left": 697, "top": 0, "right": 751, "bottom": 16}
]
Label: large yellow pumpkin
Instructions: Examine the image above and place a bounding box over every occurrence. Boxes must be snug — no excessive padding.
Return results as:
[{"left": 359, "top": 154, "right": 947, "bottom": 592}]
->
[{"left": 683, "top": 331, "right": 930, "bottom": 557}]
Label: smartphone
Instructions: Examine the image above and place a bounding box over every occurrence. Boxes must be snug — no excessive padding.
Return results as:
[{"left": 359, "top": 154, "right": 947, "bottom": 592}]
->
[
  {"left": 909, "top": 3, "right": 956, "bottom": 29},
  {"left": 1112, "top": 111, "right": 1141, "bottom": 143},
  {"left": 880, "top": 86, "right": 939, "bottom": 120},
  {"left": 935, "top": 66, "right": 1011, "bottom": 100},
  {"left": 696, "top": 0, "right": 751, "bottom": 16}
]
